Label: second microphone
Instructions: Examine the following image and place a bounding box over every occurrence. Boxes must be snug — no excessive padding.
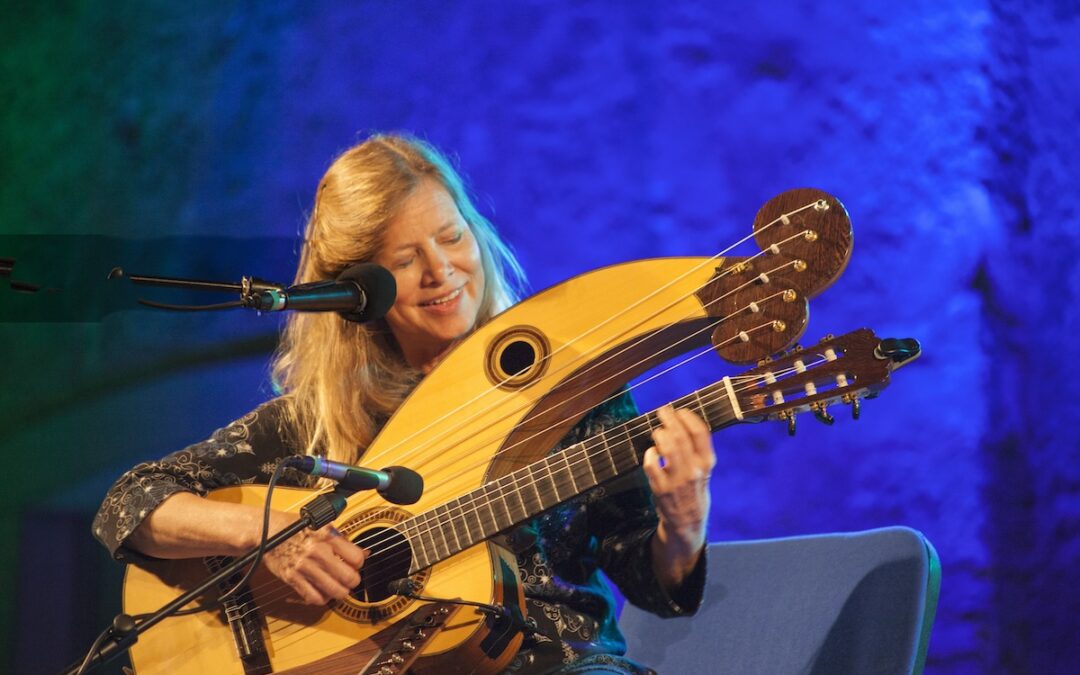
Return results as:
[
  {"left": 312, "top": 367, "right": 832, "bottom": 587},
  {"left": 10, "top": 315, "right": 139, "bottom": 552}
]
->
[{"left": 284, "top": 455, "right": 424, "bottom": 505}]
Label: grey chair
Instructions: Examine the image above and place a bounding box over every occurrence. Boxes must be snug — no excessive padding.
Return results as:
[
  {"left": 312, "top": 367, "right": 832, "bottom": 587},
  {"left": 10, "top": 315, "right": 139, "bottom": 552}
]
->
[{"left": 619, "top": 527, "right": 940, "bottom": 674}]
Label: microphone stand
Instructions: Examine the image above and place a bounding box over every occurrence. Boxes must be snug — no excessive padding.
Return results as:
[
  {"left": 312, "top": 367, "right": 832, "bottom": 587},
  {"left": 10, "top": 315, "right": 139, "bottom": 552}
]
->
[
  {"left": 106, "top": 267, "right": 282, "bottom": 311},
  {"left": 62, "top": 486, "right": 355, "bottom": 675}
]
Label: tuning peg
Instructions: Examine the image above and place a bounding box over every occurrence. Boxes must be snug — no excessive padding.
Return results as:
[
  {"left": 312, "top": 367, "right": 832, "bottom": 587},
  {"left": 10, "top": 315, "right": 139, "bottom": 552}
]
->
[
  {"left": 781, "top": 412, "right": 796, "bottom": 436},
  {"left": 811, "top": 403, "right": 835, "bottom": 425},
  {"left": 840, "top": 393, "right": 861, "bottom": 420}
]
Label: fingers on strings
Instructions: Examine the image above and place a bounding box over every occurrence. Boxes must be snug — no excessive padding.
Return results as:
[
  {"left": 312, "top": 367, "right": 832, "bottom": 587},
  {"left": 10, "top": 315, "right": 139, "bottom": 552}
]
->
[{"left": 643, "top": 406, "right": 715, "bottom": 489}]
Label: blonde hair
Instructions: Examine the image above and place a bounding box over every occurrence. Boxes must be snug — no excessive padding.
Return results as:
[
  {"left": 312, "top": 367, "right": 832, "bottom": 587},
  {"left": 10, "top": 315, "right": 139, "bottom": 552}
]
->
[{"left": 271, "top": 134, "right": 526, "bottom": 464}]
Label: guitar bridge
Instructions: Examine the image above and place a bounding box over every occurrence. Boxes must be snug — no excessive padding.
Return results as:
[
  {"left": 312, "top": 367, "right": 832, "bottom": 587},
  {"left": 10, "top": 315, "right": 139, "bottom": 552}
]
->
[{"left": 359, "top": 602, "right": 458, "bottom": 675}]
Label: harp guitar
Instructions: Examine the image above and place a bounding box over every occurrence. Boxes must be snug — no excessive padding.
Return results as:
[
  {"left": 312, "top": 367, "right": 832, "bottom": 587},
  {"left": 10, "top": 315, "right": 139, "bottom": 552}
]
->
[{"left": 123, "top": 189, "right": 866, "bottom": 674}]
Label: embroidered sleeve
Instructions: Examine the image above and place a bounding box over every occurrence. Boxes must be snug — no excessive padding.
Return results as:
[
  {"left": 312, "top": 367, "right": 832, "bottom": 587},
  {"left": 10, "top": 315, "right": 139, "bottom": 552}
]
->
[{"left": 91, "top": 397, "right": 302, "bottom": 560}]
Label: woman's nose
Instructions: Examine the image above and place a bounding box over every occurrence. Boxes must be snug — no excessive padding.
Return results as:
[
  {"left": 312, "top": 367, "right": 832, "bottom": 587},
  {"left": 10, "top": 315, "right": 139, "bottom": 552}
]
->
[{"left": 424, "top": 251, "right": 453, "bottom": 284}]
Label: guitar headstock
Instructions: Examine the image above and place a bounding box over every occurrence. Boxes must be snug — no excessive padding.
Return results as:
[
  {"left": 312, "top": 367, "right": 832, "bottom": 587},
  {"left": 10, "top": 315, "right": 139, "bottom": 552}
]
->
[
  {"left": 731, "top": 328, "right": 920, "bottom": 431},
  {"left": 697, "top": 188, "right": 853, "bottom": 364}
]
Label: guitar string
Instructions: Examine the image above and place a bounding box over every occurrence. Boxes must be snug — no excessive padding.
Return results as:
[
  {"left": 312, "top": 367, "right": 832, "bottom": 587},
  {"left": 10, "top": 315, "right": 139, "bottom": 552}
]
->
[
  {"left": 227, "top": 285, "right": 811, "bottom": 619},
  {"left": 245, "top": 348, "right": 836, "bottom": 623},
  {"left": 360, "top": 248, "right": 807, "bottom": 483},
  {"left": 234, "top": 308, "right": 793, "bottom": 618},
  {"left": 136, "top": 202, "right": 835, "bottom": 662},
  {"left": 233, "top": 334, "right": 781, "bottom": 626},
  {"left": 356, "top": 212, "right": 820, "bottom": 476},
  {"left": 346, "top": 280, "right": 796, "bottom": 557},
  {"left": 336, "top": 250, "right": 809, "bottom": 545},
  {"left": 324, "top": 245, "right": 808, "bottom": 544},
  {"left": 221, "top": 255, "right": 795, "bottom": 619},
  {"left": 246, "top": 227, "right": 812, "bottom": 590},
  {"left": 353, "top": 201, "right": 823, "bottom": 473},
  {"left": 221, "top": 267, "right": 821, "bottom": 624},
  {"left": 254, "top": 352, "right": 812, "bottom": 635},
  {"left": 209, "top": 205, "right": 830, "bottom": 619},
  {"left": 254, "top": 349, "right": 840, "bottom": 647},
  {"left": 241, "top": 342, "right": 817, "bottom": 628},
  {"left": 143, "top": 203, "right": 829, "bottom": 656},
  {"left": 346, "top": 345, "right": 829, "bottom": 595}
]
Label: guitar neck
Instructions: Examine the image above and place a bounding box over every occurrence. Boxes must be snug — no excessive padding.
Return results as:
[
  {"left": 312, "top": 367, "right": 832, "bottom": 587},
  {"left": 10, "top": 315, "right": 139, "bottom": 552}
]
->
[{"left": 402, "top": 377, "right": 742, "bottom": 572}]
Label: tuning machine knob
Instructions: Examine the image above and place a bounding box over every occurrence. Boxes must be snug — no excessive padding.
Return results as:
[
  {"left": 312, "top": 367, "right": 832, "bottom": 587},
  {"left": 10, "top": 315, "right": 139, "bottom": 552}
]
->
[
  {"left": 780, "top": 411, "right": 797, "bottom": 436},
  {"left": 839, "top": 393, "right": 861, "bottom": 420},
  {"left": 811, "top": 403, "right": 835, "bottom": 425}
]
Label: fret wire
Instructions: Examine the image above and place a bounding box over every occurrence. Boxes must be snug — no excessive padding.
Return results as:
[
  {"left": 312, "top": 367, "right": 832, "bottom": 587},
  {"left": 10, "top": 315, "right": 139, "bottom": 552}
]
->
[
  {"left": 482, "top": 482, "right": 499, "bottom": 534},
  {"left": 580, "top": 439, "right": 599, "bottom": 486},
  {"left": 618, "top": 421, "right": 642, "bottom": 471},
  {"left": 503, "top": 472, "right": 529, "bottom": 523},
  {"left": 495, "top": 473, "right": 525, "bottom": 527},
  {"left": 619, "top": 423, "right": 636, "bottom": 472},
  {"left": 524, "top": 462, "right": 545, "bottom": 513},
  {"left": 569, "top": 442, "right": 596, "bottom": 492},
  {"left": 544, "top": 453, "right": 562, "bottom": 503},
  {"left": 401, "top": 520, "right": 424, "bottom": 570},
  {"left": 444, "top": 498, "right": 463, "bottom": 553},
  {"left": 461, "top": 492, "right": 481, "bottom": 546},
  {"left": 415, "top": 511, "right": 442, "bottom": 564},
  {"left": 455, "top": 496, "right": 474, "bottom": 549},
  {"left": 691, "top": 389, "right": 708, "bottom": 423},
  {"left": 487, "top": 480, "right": 510, "bottom": 532},
  {"left": 561, "top": 450, "right": 578, "bottom": 494},
  {"left": 431, "top": 511, "right": 450, "bottom": 561},
  {"left": 600, "top": 430, "right": 618, "bottom": 480}
]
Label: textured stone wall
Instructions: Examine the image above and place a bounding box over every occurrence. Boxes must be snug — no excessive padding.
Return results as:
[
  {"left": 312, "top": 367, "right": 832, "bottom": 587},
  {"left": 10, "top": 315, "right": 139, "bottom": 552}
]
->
[{"left": 2, "top": 1, "right": 1078, "bottom": 672}]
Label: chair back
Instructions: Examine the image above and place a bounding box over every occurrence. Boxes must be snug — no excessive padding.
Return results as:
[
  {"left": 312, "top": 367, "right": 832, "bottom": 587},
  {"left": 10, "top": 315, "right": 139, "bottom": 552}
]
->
[{"left": 619, "top": 526, "right": 940, "bottom": 674}]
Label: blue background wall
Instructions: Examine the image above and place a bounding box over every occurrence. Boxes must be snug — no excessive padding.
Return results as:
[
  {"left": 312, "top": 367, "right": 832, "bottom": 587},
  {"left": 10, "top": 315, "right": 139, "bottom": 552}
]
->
[{"left": 2, "top": 1, "right": 1078, "bottom": 672}]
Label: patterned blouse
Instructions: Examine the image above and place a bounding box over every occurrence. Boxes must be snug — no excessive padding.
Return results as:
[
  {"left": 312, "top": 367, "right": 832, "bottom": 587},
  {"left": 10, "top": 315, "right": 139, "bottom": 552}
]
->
[{"left": 93, "top": 391, "right": 706, "bottom": 675}]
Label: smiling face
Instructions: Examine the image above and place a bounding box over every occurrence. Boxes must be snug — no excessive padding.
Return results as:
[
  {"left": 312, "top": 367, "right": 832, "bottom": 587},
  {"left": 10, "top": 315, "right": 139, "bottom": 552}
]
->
[{"left": 375, "top": 179, "right": 486, "bottom": 372}]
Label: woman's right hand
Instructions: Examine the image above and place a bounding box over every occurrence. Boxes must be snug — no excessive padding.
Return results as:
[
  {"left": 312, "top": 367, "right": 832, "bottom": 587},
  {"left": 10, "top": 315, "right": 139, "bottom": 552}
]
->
[
  {"left": 262, "top": 511, "right": 367, "bottom": 605},
  {"left": 128, "top": 493, "right": 366, "bottom": 605}
]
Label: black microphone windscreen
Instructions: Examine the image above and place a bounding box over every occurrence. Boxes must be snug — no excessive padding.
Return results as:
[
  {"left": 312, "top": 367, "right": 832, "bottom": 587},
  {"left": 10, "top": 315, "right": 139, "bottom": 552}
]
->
[
  {"left": 338, "top": 263, "right": 396, "bottom": 323},
  {"left": 379, "top": 466, "right": 424, "bottom": 505},
  {"left": 387, "top": 578, "right": 418, "bottom": 596}
]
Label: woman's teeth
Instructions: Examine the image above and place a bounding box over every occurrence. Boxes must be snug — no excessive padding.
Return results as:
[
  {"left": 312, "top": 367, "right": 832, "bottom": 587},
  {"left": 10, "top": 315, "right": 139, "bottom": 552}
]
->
[{"left": 422, "top": 288, "right": 462, "bottom": 306}]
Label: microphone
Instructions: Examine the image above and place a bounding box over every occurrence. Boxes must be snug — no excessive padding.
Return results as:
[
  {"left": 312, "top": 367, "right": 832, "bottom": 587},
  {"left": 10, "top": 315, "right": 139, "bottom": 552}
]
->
[
  {"left": 284, "top": 455, "right": 423, "bottom": 505},
  {"left": 252, "top": 263, "right": 396, "bottom": 323}
]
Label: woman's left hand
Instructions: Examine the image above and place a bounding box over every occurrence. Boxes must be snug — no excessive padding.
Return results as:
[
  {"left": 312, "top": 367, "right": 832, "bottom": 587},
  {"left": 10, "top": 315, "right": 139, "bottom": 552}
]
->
[{"left": 642, "top": 405, "right": 715, "bottom": 586}]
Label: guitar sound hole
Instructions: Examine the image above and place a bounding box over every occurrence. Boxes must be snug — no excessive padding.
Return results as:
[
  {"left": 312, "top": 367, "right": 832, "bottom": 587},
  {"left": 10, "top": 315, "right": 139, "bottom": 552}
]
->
[
  {"left": 350, "top": 526, "right": 414, "bottom": 603},
  {"left": 500, "top": 340, "right": 536, "bottom": 376}
]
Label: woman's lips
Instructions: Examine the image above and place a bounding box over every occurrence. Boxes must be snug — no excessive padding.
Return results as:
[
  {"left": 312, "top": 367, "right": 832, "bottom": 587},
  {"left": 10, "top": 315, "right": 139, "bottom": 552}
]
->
[{"left": 419, "top": 286, "right": 464, "bottom": 312}]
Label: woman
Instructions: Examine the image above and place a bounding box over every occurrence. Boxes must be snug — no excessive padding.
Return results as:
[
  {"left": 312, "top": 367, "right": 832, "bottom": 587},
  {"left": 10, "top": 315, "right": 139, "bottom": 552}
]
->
[{"left": 93, "top": 134, "right": 714, "bottom": 674}]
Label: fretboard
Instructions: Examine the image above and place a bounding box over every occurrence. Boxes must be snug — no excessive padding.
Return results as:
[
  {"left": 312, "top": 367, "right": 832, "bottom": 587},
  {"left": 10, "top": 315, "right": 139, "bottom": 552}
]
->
[{"left": 401, "top": 376, "right": 742, "bottom": 573}]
